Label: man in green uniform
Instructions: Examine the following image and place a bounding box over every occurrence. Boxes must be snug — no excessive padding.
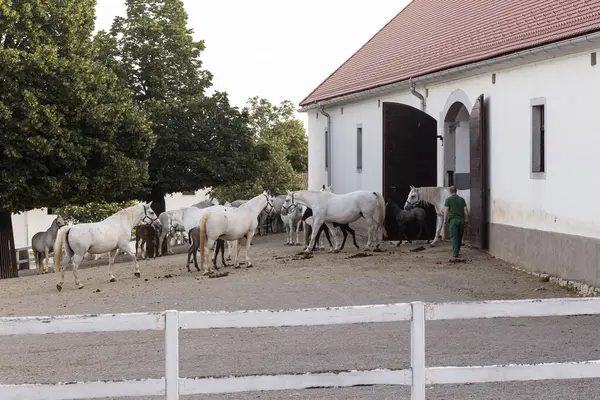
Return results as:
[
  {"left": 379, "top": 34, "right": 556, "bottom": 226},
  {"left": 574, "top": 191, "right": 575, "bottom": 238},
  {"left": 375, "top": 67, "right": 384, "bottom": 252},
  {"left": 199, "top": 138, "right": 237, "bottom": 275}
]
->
[{"left": 443, "top": 186, "right": 469, "bottom": 258}]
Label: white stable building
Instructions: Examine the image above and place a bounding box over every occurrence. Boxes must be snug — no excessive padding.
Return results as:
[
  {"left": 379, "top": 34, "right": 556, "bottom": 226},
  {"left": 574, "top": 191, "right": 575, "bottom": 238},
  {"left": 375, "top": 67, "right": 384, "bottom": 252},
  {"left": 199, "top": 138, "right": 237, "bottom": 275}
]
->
[{"left": 299, "top": 0, "right": 600, "bottom": 288}]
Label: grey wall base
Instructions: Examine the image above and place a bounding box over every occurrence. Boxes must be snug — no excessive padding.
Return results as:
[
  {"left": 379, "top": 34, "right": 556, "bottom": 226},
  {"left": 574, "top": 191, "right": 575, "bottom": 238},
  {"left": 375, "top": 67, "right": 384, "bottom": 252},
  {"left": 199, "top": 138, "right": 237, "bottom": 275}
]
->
[{"left": 489, "top": 223, "right": 600, "bottom": 288}]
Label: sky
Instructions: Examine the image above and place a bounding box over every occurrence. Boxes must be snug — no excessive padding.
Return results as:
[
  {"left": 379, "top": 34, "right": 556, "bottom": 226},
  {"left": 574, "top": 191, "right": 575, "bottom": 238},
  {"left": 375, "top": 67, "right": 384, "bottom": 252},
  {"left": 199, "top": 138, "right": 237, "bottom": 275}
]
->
[{"left": 94, "top": 0, "right": 411, "bottom": 127}]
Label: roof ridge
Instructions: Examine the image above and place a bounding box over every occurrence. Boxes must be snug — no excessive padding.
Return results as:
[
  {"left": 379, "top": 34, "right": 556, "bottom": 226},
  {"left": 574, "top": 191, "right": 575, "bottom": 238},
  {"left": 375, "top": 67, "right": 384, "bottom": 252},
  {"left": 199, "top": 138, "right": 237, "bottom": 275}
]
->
[{"left": 299, "top": 0, "right": 600, "bottom": 107}]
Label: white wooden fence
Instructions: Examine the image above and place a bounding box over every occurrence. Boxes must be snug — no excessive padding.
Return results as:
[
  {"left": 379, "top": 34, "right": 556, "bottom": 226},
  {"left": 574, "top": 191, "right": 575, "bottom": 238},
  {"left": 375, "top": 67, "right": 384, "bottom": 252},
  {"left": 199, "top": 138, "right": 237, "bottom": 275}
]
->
[{"left": 2, "top": 297, "right": 600, "bottom": 400}]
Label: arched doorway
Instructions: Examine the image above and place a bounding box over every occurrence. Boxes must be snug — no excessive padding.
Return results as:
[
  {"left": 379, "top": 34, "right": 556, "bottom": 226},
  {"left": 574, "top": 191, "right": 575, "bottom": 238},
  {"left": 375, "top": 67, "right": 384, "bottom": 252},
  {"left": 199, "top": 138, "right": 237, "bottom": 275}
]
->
[
  {"left": 382, "top": 102, "right": 437, "bottom": 241},
  {"left": 443, "top": 102, "right": 471, "bottom": 190},
  {"left": 441, "top": 92, "right": 489, "bottom": 249}
]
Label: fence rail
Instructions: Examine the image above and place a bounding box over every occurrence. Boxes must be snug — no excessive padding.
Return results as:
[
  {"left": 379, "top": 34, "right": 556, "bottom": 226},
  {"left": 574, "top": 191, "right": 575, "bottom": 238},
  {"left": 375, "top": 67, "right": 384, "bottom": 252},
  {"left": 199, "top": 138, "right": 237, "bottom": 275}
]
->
[{"left": 1, "top": 297, "right": 600, "bottom": 400}]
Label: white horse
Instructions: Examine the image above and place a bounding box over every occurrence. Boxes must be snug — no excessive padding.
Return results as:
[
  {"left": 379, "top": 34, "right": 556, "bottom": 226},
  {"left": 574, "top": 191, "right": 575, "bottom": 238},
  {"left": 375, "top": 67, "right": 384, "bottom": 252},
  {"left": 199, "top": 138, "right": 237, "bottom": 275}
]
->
[
  {"left": 198, "top": 192, "right": 273, "bottom": 275},
  {"left": 280, "top": 193, "right": 304, "bottom": 246},
  {"left": 284, "top": 188, "right": 386, "bottom": 253},
  {"left": 156, "top": 210, "right": 185, "bottom": 255},
  {"left": 53, "top": 202, "right": 158, "bottom": 291},
  {"left": 403, "top": 185, "right": 470, "bottom": 245}
]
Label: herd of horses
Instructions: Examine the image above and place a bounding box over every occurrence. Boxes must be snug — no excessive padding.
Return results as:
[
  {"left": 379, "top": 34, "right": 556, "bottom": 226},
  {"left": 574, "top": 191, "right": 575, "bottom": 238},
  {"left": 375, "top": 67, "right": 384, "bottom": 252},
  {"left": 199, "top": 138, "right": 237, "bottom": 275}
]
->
[{"left": 29, "top": 185, "right": 470, "bottom": 291}]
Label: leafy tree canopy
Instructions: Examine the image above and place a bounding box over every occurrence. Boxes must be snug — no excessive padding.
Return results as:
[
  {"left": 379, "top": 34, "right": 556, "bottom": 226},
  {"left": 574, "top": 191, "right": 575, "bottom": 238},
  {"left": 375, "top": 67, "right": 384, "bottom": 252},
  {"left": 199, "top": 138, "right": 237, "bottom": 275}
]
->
[
  {"left": 96, "top": 0, "right": 259, "bottom": 212},
  {"left": 0, "top": 0, "right": 154, "bottom": 213},
  {"left": 211, "top": 97, "right": 308, "bottom": 202}
]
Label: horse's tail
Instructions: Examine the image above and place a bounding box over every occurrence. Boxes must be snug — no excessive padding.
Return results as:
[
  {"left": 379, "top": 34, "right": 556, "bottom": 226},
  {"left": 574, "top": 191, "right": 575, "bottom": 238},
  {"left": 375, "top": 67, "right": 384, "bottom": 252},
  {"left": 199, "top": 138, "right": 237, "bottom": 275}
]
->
[
  {"left": 53, "top": 226, "right": 71, "bottom": 273},
  {"left": 374, "top": 192, "right": 387, "bottom": 239},
  {"left": 199, "top": 212, "right": 210, "bottom": 264}
]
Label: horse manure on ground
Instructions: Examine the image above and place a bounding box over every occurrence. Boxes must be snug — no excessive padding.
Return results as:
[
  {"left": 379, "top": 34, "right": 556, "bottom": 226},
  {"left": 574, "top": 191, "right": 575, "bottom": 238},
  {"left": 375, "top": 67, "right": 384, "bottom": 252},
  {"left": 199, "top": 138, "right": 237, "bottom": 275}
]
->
[
  {"left": 346, "top": 253, "right": 373, "bottom": 259},
  {"left": 448, "top": 258, "right": 470, "bottom": 264},
  {"left": 208, "top": 271, "right": 229, "bottom": 279},
  {"left": 410, "top": 246, "right": 427, "bottom": 253}
]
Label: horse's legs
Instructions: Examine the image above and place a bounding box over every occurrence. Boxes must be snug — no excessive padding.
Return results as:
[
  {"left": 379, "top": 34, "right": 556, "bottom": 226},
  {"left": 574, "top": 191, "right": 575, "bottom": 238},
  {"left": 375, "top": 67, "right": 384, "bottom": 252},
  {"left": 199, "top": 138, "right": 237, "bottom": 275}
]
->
[
  {"left": 294, "top": 219, "right": 302, "bottom": 245},
  {"left": 219, "top": 240, "right": 227, "bottom": 268},
  {"left": 56, "top": 249, "right": 72, "bottom": 291},
  {"left": 202, "top": 238, "right": 216, "bottom": 275},
  {"left": 364, "top": 217, "right": 378, "bottom": 250},
  {"left": 41, "top": 249, "right": 48, "bottom": 274},
  {"left": 107, "top": 249, "right": 118, "bottom": 281},
  {"left": 244, "top": 231, "right": 255, "bottom": 268},
  {"left": 422, "top": 220, "right": 432, "bottom": 244},
  {"left": 347, "top": 226, "right": 360, "bottom": 249},
  {"left": 431, "top": 213, "right": 443, "bottom": 245},
  {"left": 71, "top": 253, "right": 85, "bottom": 289},
  {"left": 117, "top": 241, "right": 142, "bottom": 278},
  {"left": 234, "top": 239, "right": 243, "bottom": 269}
]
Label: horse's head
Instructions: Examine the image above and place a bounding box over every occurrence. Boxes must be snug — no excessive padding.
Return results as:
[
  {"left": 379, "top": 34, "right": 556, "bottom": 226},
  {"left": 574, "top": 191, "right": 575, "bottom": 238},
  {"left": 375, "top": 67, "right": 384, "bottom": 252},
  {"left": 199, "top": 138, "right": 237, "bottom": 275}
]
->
[
  {"left": 170, "top": 214, "right": 184, "bottom": 232},
  {"left": 142, "top": 201, "right": 158, "bottom": 224},
  {"left": 404, "top": 185, "right": 419, "bottom": 210},
  {"left": 55, "top": 216, "right": 67, "bottom": 228},
  {"left": 260, "top": 190, "right": 274, "bottom": 215},
  {"left": 281, "top": 190, "right": 296, "bottom": 216}
]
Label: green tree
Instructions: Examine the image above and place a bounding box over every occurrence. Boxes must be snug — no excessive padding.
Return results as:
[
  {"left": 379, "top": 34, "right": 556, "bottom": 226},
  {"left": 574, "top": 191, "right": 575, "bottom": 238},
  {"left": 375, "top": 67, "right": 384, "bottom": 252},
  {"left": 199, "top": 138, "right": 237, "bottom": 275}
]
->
[
  {"left": 0, "top": 0, "right": 154, "bottom": 278},
  {"left": 96, "top": 0, "right": 258, "bottom": 223},
  {"left": 211, "top": 97, "right": 308, "bottom": 202}
]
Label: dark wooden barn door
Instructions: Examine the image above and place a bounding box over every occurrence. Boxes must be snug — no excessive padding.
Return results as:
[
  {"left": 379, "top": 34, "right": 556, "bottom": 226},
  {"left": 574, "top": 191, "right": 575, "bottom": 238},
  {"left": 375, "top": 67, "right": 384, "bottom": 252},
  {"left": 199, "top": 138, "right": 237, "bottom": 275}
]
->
[
  {"left": 469, "top": 94, "right": 489, "bottom": 249},
  {"left": 382, "top": 102, "right": 438, "bottom": 241}
]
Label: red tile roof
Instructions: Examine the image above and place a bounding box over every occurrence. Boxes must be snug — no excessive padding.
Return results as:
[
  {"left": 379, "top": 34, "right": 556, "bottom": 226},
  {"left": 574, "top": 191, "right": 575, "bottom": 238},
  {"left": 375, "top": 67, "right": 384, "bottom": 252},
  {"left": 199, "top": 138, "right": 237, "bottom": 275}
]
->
[{"left": 299, "top": 0, "right": 600, "bottom": 106}]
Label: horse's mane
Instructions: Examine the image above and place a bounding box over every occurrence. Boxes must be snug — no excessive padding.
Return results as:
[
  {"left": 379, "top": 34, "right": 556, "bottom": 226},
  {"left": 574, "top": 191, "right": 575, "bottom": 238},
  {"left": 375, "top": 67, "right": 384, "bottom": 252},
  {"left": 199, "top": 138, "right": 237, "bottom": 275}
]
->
[
  {"left": 416, "top": 186, "right": 448, "bottom": 206},
  {"left": 106, "top": 203, "right": 143, "bottom": 222}
]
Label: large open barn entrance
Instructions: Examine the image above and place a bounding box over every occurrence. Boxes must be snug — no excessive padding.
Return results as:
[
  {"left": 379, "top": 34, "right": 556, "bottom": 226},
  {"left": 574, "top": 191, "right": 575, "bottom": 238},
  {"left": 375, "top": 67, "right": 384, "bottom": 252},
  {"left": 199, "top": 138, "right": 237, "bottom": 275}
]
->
[{"left": 382, "top": 102, "right": 437, "bottom": 241}]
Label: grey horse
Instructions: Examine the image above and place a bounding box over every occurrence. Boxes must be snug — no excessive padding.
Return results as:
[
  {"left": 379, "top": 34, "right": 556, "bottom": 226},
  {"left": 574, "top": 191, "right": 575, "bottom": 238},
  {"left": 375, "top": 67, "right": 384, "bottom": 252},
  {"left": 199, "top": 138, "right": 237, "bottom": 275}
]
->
[
  {"left": 386, "top": 199, "right": 430, "bottom": 245},
  {"left": 31, "top": 216, "right": 67, "bottom": 274},
  {"left": 270, "top": 194, "right": 286, "bottom": 233}
]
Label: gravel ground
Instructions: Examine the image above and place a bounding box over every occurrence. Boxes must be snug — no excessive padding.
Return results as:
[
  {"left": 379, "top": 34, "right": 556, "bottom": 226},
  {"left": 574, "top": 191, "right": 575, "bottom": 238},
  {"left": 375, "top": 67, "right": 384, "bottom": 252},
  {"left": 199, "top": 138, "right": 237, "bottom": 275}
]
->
[{"left": 1, "top": 232, "right": 599, "bottom": 400}]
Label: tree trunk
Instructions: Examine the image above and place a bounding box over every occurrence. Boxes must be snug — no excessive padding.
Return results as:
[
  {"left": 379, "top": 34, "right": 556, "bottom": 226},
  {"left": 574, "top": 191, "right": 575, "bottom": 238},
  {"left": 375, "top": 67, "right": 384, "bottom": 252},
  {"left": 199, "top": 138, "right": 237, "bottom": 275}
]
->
[
  {"left": 0, "top": 209, "right": 19, "bottom": 279},
  {"left": 146, "top": 186, "right": 168, "bottom": 255}
]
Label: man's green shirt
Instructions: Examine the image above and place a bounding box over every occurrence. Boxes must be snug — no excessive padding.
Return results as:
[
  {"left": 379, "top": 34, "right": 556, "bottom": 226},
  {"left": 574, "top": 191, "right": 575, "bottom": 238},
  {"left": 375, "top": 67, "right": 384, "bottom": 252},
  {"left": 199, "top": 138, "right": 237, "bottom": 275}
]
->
[{"left": 444, "top": 194, "right": 467, "bottom": 221}]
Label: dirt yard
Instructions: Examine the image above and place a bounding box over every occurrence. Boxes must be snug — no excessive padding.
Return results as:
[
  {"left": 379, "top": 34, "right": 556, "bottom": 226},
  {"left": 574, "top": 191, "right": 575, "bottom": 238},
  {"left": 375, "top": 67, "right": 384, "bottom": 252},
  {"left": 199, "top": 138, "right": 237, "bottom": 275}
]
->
[{"left": 1, "top": 232, "right": 599, "bottom": 400}]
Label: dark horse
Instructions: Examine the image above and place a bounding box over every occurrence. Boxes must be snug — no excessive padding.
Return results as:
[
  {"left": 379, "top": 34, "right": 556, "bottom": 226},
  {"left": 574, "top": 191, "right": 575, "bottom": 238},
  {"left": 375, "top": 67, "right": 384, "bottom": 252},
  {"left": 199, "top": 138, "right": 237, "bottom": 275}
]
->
[
  {"left": 301, "top": 207, "right": 359, "bottom": 251},
  {"left": 134, "top": 224, "right": 161, "bottom": 260},
  {"left": 386, "top": 198, "right": 430, "bottom": 245},
  {"left": 186, "top": 227, "right": 228, "bottom": 272}
]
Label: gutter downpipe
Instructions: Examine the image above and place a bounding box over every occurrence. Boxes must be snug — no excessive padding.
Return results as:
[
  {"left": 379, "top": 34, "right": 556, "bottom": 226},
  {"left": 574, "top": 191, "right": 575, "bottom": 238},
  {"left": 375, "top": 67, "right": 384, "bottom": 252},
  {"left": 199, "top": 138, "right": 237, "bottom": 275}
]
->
[
  {"left": 298, "top": 30, "right": 600, "bottom": 112},
  {"left": 409, "top": 78, "right": 426, "bottom": 112},
  {"left": 318, "top": 104, "right": 332, "bottom": 188}
]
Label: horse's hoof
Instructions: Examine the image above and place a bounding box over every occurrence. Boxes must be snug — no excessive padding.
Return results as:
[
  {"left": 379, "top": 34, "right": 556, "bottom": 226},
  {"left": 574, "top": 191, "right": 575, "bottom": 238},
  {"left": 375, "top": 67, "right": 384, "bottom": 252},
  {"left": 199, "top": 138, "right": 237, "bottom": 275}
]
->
[
  {"left": 134, "top": 272, "right": 141, "bottom": 278},
  {"left": 234, "top": 265, "right": 241, "bottom": 269},
  {"left": 110, "top": 278, "right": 117, "bottom": 282},
  {"left": 77, "top": 285, "right": 84, "bottom": 290},
  {"left": 247, "top": 264, "right": 254, "bottom": 269},
  {"left": 56, "top": 284, "right": 62, "bottom": 292},
  {"left": 333, "top": 249, "right": 341, "bottom": 254}
]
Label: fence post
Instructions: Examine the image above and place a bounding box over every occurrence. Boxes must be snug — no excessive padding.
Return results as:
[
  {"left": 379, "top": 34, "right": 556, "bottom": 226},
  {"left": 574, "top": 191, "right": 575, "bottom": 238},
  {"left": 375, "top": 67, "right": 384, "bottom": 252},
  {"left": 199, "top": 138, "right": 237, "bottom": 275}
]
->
[
  {"left": 165, "top": 310, "right": 180, "bottom": 400},
  {"left": 411, "top": 301, "right": 426, "bottom": 400}
]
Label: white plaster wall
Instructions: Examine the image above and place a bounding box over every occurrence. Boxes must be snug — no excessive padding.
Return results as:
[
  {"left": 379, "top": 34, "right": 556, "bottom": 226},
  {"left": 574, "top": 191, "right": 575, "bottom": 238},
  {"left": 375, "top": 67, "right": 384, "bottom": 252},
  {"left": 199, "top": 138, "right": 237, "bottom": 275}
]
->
[
  {"left": 165, "top": 188, "right": 211, "bottom": 210},
  {"left": 11, "top": 208, "right": 59, "bottom": 249},
  {"left": 454, "top": 109, "right": 470, "bottom": 175},
  {"left": 306, "top": 45, "right": 600, "bottom": 239},
  {"left": 307, "top": 110, "right": 328, "bottom": 190}
]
